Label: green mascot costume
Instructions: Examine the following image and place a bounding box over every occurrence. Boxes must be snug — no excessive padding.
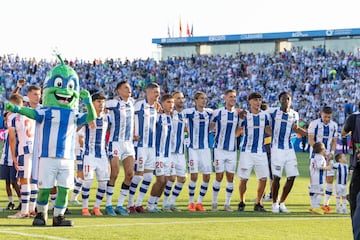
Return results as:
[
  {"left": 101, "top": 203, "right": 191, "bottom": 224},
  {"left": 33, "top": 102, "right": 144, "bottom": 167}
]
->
[{"left": 5, "top": 55, "right": 96, "bottom": 226}]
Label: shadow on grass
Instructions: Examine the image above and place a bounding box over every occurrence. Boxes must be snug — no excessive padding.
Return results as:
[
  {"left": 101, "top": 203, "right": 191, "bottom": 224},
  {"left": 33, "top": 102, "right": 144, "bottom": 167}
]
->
[{"left": 0, "top": 202, "right": 351, "bottom": 220}]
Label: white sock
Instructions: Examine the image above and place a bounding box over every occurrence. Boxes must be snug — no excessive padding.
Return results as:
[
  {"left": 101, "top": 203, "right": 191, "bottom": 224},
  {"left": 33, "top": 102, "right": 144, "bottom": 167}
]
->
[
  {"left": 20, "top": 184, "right": 31, "bottom": 214},
  {"left": 94, "top": 181, "right": 107, "bottom": 208},
  {"left": 169, "top": 182, "right": 184, "bottom": 205},
  {"left": 212, "top": 180, "right": 221, "bottom": 205},
  {"left": 188, "top": 180, "right": 196, "bottom": 203},
  {"left": 324, "top": 184, "right": 333, "bottom": 206},
  {"left": 127, "top": 175, "right": 142, "bottom": 207},
  {"left": 81, "top": 179, "right": 92, "bottom": 209},
  {"left": 135, "top": 172, "right": 153, "bottom": 207},
  {"left": 163, "top": 181, "right": 174, "bottom": 207},
  {"left": 225, "top": 182, "right": 234, "bottom": 206},
  {"left": 105, "top": 185, "right": 114, "bottom": 207},
  {"left": 197, "top": 182, "right": 209, "bottom": 204}
]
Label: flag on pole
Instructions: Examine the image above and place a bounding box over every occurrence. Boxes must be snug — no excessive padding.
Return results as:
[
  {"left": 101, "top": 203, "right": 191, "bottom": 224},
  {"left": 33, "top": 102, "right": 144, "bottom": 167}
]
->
[
  {"left": 191, "top": 24, "right": 193, "bottom": 37},
  {"left": 186, "top": 23, "right": 190, "bottom": 37},
  {"left": 179, "top": 17, "right": 182, "bottom": 37},
  {"left": 167, "top": 25, "right": 171, "bottom": 38}
]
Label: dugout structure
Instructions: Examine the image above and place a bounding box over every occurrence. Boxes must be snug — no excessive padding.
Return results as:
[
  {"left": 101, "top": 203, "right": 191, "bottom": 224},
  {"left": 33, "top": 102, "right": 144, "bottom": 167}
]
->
[{"left": 152, "top": 28, "right": 360, "bottom": 60}]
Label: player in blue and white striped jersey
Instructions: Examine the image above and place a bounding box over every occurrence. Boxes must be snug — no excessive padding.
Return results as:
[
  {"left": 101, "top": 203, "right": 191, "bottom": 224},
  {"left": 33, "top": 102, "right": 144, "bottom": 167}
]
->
[
  {"left": 80, "top": 93, "right": 110, "bottom": 217},
  {"left": 127, "top": 83, "right": 160, "bottom": 214},
  {"left": 211, "top": 89, "right": 241, "bottom": 212},
  {"left": 268, "top": 91, "right": 307, "bottom": 213},
  {"left": 0, "top": 111, "right": 21, "bottom": 210},
  {"left": 237, "top": 92, "right": 271, "bottom": 212},
  {"left": 332, "top": 153, "right": 349, "bottom": 213},
  {"left": 104, "top": 81, "right": 135, "bottom": 216},
  {"left": 6, "top": 93, "right": 37, "bottom": 219},
  {"left": 308, "top": 106, "right": 338, "bottom": 213},
  {"left": 162, "top": 91, "right": 187, "bottom": 212},
  {"left": 9, "top": 83, "right": 42, "bottom": 217},
  {"left": 147, "top": 94, "right": 174, "bottom": 212},
  {"left": 183, "top": 91, "right": 213, "bottom": 212}
]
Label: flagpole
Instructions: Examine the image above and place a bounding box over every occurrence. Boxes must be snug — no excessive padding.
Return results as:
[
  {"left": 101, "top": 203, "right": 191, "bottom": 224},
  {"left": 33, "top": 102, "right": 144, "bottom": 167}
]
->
[{"left": 179, "top": 15, "right": 182, "bottom": 37}]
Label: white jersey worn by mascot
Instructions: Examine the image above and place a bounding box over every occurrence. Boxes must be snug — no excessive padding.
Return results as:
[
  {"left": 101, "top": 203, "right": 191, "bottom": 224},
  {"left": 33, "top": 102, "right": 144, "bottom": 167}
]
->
[{"left": 5, "top": 55, "right": 96, "bottom": 226}]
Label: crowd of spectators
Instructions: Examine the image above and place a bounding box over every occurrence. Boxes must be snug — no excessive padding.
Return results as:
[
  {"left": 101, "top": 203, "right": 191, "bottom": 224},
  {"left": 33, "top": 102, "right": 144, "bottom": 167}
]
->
[{"left": 1, "top": 45, "right": 360, "bottom": 129}]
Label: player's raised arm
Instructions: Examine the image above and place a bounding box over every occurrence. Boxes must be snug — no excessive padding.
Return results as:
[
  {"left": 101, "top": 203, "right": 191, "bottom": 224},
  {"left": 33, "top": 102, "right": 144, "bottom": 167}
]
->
[{"left": 11, "top": 78, "right": 27, "bottom": 95}]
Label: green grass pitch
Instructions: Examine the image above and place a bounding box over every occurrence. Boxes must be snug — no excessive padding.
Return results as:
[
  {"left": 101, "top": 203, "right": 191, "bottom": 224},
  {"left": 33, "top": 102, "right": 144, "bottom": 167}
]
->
[{"left": 0, "top": 144, "right": 353, "bottom": 239}]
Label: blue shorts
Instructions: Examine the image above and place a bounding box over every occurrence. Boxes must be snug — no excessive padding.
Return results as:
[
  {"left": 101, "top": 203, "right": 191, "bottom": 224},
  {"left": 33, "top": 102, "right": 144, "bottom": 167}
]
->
[{"left": 0, "top": 165, "right": 17, "bottom": 182}]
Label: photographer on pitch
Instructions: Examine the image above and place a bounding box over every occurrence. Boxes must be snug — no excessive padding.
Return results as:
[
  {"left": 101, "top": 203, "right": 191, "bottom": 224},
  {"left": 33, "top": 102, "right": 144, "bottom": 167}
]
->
[{"left": 342, "top": 102, "right": 360, "bottom": 240}]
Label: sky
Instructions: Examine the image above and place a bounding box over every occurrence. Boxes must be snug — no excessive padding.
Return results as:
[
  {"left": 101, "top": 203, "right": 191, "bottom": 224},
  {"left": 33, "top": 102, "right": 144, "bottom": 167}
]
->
[{"left": 1, "top": 0, "right": 359, "bottom": 61}]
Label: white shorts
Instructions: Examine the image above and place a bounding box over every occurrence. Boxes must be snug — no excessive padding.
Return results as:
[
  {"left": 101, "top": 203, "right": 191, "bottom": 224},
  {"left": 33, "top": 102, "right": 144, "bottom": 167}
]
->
[
  {"left": 336, "top": 184, "right": 347, "bottom": 197},
  {"left": 109, "top": 141, "right": 135, "bottom": 161},
  {"left": 308, "top": 183, "right": 324, "bottom": 194},
  {"left": 237, "top": 151, "right": 269, "bottom": 179},
  {"left": 37, "top": 158, "right": 74, "bottom": 189},
  {"left": 83, "top": 154, "right": 110, "bottom": 181},
  {"left": 171, "top": 153, "right": 186, "bottom": 177},
  {"left": 213, "top": 149, "right": 237, "bottom": 173},
  {"left": 188, "top": 148, "right": 212, "bottom": 174},
  {"left": 155, "top": 157, "right": 175, "bottom": 176},
  {"left": 271, "top": 148, "right": 299, "bottom": 178},
  {"left": 17, "top": 153, "right": 32, "bottom": 179},
  {"left": 135, "top": 147, "right": 156, "bottom": 171}
]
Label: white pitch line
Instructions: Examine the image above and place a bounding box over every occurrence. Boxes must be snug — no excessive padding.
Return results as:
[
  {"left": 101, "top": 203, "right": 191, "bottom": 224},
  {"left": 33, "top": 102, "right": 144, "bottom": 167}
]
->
[
  {"left": 72, "top": 216, "right": 349, "bottom": 228},
  {"left": 0, "top": 216, "right": 349, "bottom": 231},
  {"left": 0, "top": 230, "right": 69, "bottom": 240}
]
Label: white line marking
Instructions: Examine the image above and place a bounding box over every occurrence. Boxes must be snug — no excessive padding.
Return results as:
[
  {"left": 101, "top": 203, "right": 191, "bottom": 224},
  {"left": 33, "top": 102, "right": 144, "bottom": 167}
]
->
[
  {"left": 0, "top": 216, "right": 349, "bottom": 231},
  {"left": 73, "top": 216, "right": 349, "bottom": 228},
  {"left": 0, "top": 230, "right": 69, "bottom": 240}
]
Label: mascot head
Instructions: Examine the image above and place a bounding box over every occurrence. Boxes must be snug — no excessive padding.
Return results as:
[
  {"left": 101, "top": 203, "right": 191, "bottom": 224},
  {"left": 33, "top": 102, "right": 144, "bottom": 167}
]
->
[{"left": 42, "top": 54, "right": 80, "bottom": 109}]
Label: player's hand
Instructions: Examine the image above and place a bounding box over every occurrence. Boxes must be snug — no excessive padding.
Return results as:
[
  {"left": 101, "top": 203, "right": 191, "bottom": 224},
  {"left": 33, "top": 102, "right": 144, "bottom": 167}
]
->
[
  {"left": 133, "top": 135, "right": 140, "bottom": 141},
  {"left": 13, "top": 161, "right": 19, "bottom": 171},
  {"left": 88, "top": 120, "right": 96, "bottom": 129},
  {"left": 326, "top": 153, "right": 333, "bottom": 160},
  {"left": 237, "top": 108, "right": 247, "bottom": 119},
  {"left": 17, "top": 78, "right": 26, "bottom": 87},
  {"left": 236, "top": 127, "right": 244, "bottom": 137},
  {"left": 80, "top": 90, "right": 91, "bottom": 100},
  {"left": 154, "top": 101, "right": 163, "bottom": 113},
  {"left": 5, "top": 102, "right": 16, "bottom": 112}
]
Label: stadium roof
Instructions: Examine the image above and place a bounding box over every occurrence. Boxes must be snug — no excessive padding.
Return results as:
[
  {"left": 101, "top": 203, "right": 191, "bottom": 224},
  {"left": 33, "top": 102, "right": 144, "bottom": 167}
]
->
[{"left": 152, "top": 27, "right": 360, "bottom": 45}]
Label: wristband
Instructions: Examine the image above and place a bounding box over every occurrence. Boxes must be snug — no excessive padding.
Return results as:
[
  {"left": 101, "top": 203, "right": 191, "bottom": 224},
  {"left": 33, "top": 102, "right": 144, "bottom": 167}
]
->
[
  {"left": 84, "top": 98, "right": 90, "bottom": 104},
  {"left": 331, "top": 150, "right": 335, "bottom": 155},
  {"left": 14, "top": 105, "right": 19, "bottom": 113}
]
